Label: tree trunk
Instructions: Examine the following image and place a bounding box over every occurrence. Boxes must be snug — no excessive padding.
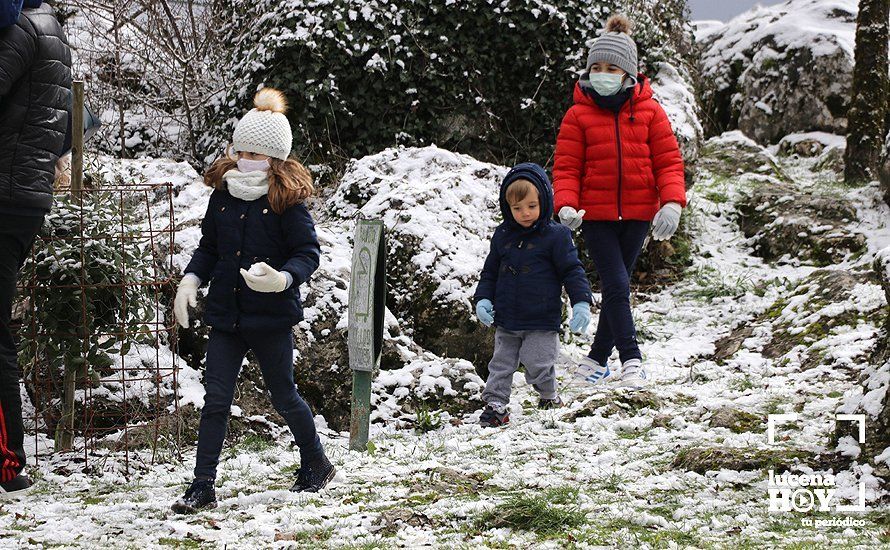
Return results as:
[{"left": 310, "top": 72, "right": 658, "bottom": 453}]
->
[{"left": 844, "top": 0, "right": 889, "bottom": 184}]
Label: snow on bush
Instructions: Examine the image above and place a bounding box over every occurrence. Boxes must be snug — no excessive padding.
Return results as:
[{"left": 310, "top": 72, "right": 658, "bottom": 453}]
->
[{"left": 205, "top": 0, "right": 698, "bottom": 166}]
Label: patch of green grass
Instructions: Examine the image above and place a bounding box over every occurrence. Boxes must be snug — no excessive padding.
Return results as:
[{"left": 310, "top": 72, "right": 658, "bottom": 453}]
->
[
  {"left": 573, "top": 516, "right": 699, "bottom": 547},
  {"left": 682, "top": 265, "right": 753, "bottom": 300},
  {"left": 157, "top": 537, "right": 202, "bottom": 549},
  {"left": 593, "top": 471, "right": 629, "bottom": 492},
  {"left": 231, "top": 432, "right": 274, "bottom": 454},
  {"left": 729, "top": 375, "right": 757, "bottom": 392},
  {"left": 406, "top": 491, "right": 442, "bottom": 506},
  {"left": 413, "top": 405, "right": 443, "bottom": 433},
  {"left": 476, "top": 487, "right": 585, "bottom": 536},
  {"left": 703, "top": 189, "right": 730, "bottom": 204},
  {"left": 274, "top": 527, "right": 334, "bottom": 544},
  {"left": 827, "top": 390, "right": 843, "bottom": 399}
]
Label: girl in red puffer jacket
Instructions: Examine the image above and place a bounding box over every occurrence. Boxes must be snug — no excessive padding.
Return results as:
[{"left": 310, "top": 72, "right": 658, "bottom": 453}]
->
[{"left": 553, "top": 14, "right": 686, "bottom": 389}]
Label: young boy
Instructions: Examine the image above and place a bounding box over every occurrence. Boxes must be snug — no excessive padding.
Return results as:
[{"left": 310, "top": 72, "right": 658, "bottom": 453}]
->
[{"left": 473, "top": 163, "right": 593, "bottom": 427}]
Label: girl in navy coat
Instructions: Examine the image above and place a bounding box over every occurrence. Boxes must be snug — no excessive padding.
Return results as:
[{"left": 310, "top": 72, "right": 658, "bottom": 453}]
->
[{"left": 171, "top": 89, "right": 334, "bottom": 513}]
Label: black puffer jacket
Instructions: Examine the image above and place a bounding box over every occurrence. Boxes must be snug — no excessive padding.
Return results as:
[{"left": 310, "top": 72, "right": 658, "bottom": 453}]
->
[{"left": 0, "top": 3, "right": 71, "bottom": 212}]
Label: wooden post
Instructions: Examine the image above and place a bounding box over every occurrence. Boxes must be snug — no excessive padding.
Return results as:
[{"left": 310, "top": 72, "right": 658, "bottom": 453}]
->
[
  {"left": 348, "top": 218, "right": 385, "bottom": 451},
  {"left": 350, "top": 370, "right": 372, "bottom": 451},
  {"left": 56, "top": 81, "right": 85, "bottom": 451},
  {"left": 71, "top": 81, "right": 84, "bottom": 193}
]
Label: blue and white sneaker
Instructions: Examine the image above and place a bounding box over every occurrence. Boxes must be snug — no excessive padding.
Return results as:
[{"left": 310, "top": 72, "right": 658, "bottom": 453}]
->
[
  {"left": 574, "top": 356, "right": 611, "bottom": 385},
  {"left": 616, "top": 359, "right": 648, "bottom": 389}
]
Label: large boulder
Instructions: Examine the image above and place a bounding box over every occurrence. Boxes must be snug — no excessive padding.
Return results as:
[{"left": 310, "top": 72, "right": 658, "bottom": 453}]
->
[
  {"left": 327, "top": 146, "right": 505, "bottom": 377},
  {"left": 836, "top": 248, "right": 890, "bottom": 481},
  {"left": 698, "top": 0, "right": 857, "bottom": 145},
  {"left": 712, "top": 269, "right": 886, "bottom": 371},
  {"left": 736, "top": 179, "right": 866, "bottom": 266},
  {"left": 697, "top": 131, "right": 787, "bottom": 181}
]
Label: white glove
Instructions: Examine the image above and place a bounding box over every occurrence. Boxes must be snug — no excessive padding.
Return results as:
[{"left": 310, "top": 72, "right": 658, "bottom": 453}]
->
[
  {"left": 651, "top": 202, "right": 682, "bottom": 241},
  {"left": 240, "top": 262, "right": 288, "bottom": 293},
  {"left": 174, "top": 273, "right": 200, "bottom": 329},
  {"left": 558, "top": 206, "right": 586, "bottom": 230}
]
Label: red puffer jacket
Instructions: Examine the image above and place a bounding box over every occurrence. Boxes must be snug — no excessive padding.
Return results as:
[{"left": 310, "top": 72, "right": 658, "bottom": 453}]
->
[{"left": 553, "top": 75, "right": 686, "bottom": 221}]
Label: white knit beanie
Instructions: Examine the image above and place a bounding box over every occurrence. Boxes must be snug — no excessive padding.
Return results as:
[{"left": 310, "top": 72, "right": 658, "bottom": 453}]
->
[
  {"left": 232, "top": 88, "right": 293, "bottom": 160},
  {"left": 586, "top": 15, "right": 638, "bottom": 77}
]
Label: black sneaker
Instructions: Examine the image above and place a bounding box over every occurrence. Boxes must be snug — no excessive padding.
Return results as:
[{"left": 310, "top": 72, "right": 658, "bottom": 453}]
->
[
  {"left": 479, "top": 403, "right": 509, "bottom": 427},
  {"left": 291, "top": 454, "right": 336, "bottom": 493},
  {"left": 171, "top": 478, "right": 217, "bottom": 514},
  {"left": 538, "top": 395, "right": 564, "bottom": 410},
  {"left": 0, "top": 474, "right": 32, "bottom": 498}
]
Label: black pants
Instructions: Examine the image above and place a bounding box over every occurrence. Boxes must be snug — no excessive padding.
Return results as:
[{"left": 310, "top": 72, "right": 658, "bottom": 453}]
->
[
  {"left": 0, "top": 213, "right": 43, "bottom": 483},
  {"left": 194, "top": 327, "right": 323, "bottom": 480},
  {"left": 580, "top": 220, "right": 650, "bottom": 366}
]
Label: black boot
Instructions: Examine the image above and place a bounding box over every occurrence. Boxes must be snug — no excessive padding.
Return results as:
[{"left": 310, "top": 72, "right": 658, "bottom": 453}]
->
[
  {"left": 479, "top": 403, "right": 510, "bottom": 427},
  {"left": 0, "top": 473, "right": 32, "bottom": 498},
  {"left": 538, "top": 395, "right": 564, "bottom": 410},
  {"left": 171, "top": 478, "right": 217, "bottom": 514},
  {"left": 291, "top": 454, "right": 336, "bottom": 493}
]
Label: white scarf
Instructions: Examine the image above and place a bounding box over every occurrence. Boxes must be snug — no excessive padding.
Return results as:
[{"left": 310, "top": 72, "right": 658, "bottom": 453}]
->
[{"left": 224, "top": 169, "right": 269, "bottom": 201}]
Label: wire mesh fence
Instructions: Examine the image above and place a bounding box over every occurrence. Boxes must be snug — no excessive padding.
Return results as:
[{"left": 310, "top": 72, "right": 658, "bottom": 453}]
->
[{"left": 14, "top": 183, "right": 181, "bottom": 473}]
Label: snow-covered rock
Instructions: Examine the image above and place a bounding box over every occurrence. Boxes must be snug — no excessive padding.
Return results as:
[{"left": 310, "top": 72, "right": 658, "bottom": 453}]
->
[
  {"left": 328, "top": 146, "right": 507, "bottom": 375},
  {"left": 699, "top": 0, "right": 858, "bottom": 144}
]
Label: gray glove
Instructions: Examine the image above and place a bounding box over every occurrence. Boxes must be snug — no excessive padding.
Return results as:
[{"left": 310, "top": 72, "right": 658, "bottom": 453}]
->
[
  {"left": 558, "top": 206, "right": 586, "bottom": 230},
  {"left": 651, "top": 202, "right": 682, "bottom": 241}
]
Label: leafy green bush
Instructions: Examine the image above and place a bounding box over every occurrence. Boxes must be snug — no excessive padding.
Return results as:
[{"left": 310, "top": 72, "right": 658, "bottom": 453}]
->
[{"left": 204, "top": 0, "right": 692, "bottom": 167}]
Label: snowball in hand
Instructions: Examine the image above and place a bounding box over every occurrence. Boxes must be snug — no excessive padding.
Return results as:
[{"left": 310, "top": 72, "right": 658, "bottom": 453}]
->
[{"left": 248, "top": 263, "right": 266, "bottom": 276}]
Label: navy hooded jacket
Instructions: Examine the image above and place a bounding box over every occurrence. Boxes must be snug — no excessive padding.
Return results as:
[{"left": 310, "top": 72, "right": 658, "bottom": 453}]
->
[
  {"left": 1, "top": 1, "right": 23, "bottom": 29},
  {"left": 473, "top": 163, "right": 592, "bottom": 332},
  {"left": 184, "top": 187, "right": 321, "bottom": 332}
]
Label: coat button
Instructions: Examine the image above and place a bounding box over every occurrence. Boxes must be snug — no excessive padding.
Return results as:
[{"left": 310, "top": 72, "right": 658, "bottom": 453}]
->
[
  {"left": 220, "top": 206, "right": 226, "bottom": 211},
  {"left": 262, "top": 208, "right": 269, "bottom": 214},
  {"left": 236, "top": 251, "right": 241, "bottom": 256},
  {"left": 240, "top": 214, "right": 246, "bottom": 219}
]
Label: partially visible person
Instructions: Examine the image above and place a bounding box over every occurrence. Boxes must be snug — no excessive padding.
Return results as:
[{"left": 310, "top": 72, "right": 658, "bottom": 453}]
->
[{"left": 0, "top": 0, "right": 72, "bottom": 497}]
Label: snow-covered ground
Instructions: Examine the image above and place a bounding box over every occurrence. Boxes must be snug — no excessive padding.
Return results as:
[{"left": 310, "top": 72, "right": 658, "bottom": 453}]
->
[{"left": 2, "top": 140, "right": 889, "bottom": 548}]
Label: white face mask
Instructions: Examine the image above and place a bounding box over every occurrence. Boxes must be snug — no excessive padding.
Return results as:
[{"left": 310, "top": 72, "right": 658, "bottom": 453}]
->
[
  {"left": 588, "top": 72, "right": 626, "bottom": 96},
  {"left": 236, "top": 157, "right": 271, "bottom": 173}
]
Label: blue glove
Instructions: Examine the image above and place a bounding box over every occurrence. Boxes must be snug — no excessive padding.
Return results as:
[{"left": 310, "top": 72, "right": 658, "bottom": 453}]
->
[
  {"left": 569, "top": 302, "right": 591, "bottom": 333},
  {"left": 475, "top": 299, "right": 495, "bottom": 326}
]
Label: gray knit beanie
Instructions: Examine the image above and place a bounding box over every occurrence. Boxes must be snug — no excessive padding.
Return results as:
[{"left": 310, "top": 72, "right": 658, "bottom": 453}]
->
[
  {"left": 586, "top": 15, "right": 638, "bottom": 77},
  {"left": 232, "top": 88, "right": 293, "bottom": 160}
]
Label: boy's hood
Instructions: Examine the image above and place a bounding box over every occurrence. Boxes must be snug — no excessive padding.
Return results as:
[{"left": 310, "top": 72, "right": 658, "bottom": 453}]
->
[{"left": 499, "top": 162, "right": 553, "bottom": 232}]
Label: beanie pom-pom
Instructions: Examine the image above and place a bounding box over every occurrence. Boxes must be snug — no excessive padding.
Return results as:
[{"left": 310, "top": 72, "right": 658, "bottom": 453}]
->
[
  {"left": 605, "top": 14, "right": 633, "bottom": 35},
  {"left": 253, "top": 88, "right": 288, "bottom": 114}
]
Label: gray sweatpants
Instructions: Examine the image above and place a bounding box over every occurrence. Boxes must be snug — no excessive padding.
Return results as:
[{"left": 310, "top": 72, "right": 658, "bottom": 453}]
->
[{"left": 482, "top": 327, "right": 560, "bottom": 406}]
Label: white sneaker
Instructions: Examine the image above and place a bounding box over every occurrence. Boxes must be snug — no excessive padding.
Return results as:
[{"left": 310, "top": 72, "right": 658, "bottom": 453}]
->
[
  {"left": 616, "top": 359, "right": 648, "bottom": 389},
  {"left": 573, "top": 356, "right": 611, "bottom": 385}
]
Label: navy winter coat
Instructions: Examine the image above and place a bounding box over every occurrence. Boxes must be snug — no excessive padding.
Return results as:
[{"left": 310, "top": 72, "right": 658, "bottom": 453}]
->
[
  {"left": 185, "top": 188, "right": 321, "bottom": 332},
  {"left": 473, "top": 163, "right": 592, "bottom": 332},
  {"left": 0, "top": 2, "right": 71, "bottom": 213}
]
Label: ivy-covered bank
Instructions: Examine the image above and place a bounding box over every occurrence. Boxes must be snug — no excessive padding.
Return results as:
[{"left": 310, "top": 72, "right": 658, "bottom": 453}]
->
[{"left": 202, "top": 0, "right": 697, "bottom": 167}]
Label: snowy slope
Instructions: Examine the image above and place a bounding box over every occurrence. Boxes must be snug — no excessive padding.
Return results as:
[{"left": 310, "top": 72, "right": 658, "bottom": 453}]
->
[{"left": 3, "top": 140, "right": 889, "bottom": 548}]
